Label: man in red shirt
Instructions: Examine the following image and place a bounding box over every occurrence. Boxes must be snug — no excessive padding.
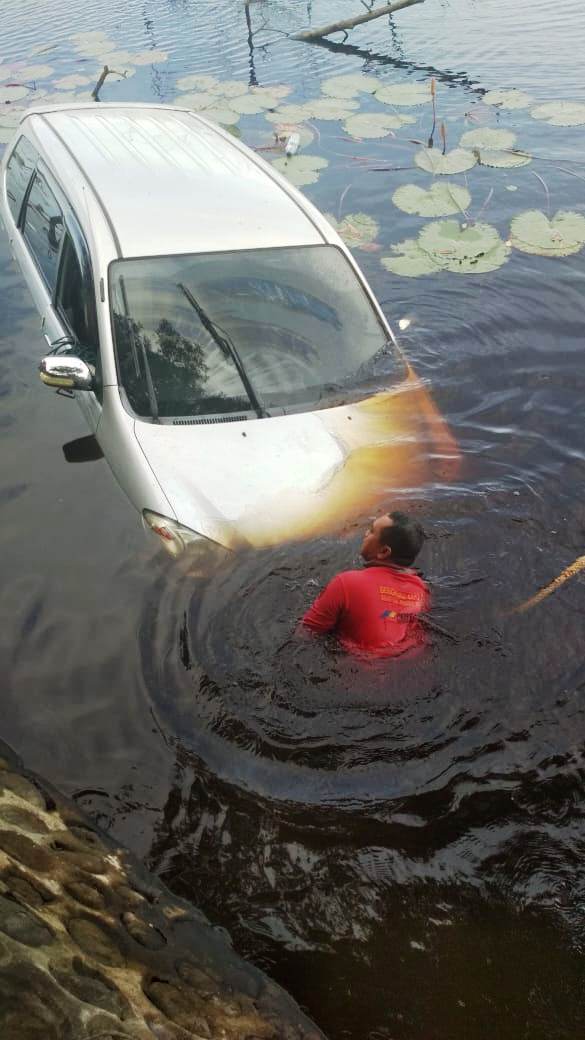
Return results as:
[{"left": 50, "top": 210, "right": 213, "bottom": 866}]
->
[{"left": 301, "top": 512, "right": 429, "bottom": 657}]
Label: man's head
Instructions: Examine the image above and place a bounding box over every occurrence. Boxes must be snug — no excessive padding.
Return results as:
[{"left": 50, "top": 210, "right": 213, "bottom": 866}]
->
[{"left": 360, "top": 511, "right": 425, "bottom": 567}]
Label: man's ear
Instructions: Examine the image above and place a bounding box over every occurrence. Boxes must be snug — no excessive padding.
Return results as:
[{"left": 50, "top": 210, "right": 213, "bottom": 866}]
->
[{"left": 377, "top": 543, "right": 391, "bottom": 560}]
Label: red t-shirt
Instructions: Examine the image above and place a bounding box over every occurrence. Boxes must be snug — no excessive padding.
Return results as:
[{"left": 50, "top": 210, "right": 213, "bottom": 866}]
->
[{"left": 302, "top": 564, "right": 429, "bottom": 657}]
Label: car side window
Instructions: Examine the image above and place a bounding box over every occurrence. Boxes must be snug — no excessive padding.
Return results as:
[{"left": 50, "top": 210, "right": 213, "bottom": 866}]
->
[
  {"left": 5, "top": 136, "right": 39, "bottom": 224},
  {"left": 22, "top": 166, "right": 64, "bottom": 292},
  {"left": 56, "top": 232, "right": 102, "bottom": 403}
]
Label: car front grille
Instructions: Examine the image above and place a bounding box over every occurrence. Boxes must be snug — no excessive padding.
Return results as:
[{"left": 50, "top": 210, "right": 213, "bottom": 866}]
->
[{"left": 172, "top": 415, "right": 249, "bottom": 425}]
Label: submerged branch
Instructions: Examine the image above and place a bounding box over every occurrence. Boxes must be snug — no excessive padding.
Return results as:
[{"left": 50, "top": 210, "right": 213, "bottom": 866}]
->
[
  {"left": 292, "top": 0, "right": 426, "bottom": 41},
  {"left": 91, "top": 65, "right": 129, "bottom": 101}
]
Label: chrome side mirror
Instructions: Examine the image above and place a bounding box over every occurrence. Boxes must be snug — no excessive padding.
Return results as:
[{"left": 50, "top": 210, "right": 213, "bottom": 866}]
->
[{"left": 39, "top": 355, "right": 94, "bottom": 391}]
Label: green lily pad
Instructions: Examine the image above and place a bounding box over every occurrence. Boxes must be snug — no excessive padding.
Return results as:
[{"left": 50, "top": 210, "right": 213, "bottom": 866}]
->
[
  {"left": 343, "top": 112, "right": 405, "bottom": 138},
  {"left": 375, "top": 82, "right": 431, "bottom": 106},
  {"left": 530, "top": 101, "right": 585, "bottom": 126},
  {"left": 176, "top": 73, "right": 218, "bottom": 92},
  {"left": 321, "top": 73, "right": 378, "bottom": 99},
  {"left": 175, "top": 91, "right": 217, "bottom": 111},
  {"left": 414, "top": 148, "right": 477, "bottom": 175},
  {"left": 305, "top": 97, "right": 359, "bottom": 120},
  {"left": 230, "top": 94, "right": 271, "bottom": 115},
  {"left": 325, "top": 212, "right": 380, "bottom": 248},
  {"left": 483, "top": 89, "right": 533, "bottom": 109},
  {"left": 17, "top": 64, "right": 54, "bottom": 80},
  {"left": 510, "top": 209, "right": 585, "bottom": 256},
  {"left": 381, "top": 239, "right": 440, "bottom": 277},
  {"left": 199, "top": 105, "right": 241, "bottom": 126},
  {"left": 475, "top": 148, "right": 532, "bottom": 168},
  {"left": 208, "top": 80, "right": 249, "bottom": 98},
  {"left": 418, "top": 219, "right": 510, "bottom": 273},
  {"left": 460, "top": 127, "right": 517, "bottom": 150},
  {"left": 272, "top": 154, "right": 328, "bottom": 187},
  {"left": 265, "top": 104, "right": 310, "bottom": 124},
  {"left": 98, "top": 49, "right": 136, "bottom": 66},
  {"left": 54, "top": 74, "right": 93, "bottom": 89},
  {"left": 392, "top": 182, "right": 471, "bottom": 217},
  {"left": 130, "top": 49, "right": 169, "bottom": 65},
  {"left": 0, "top": 86, "right": 28, "bottom": 103}
]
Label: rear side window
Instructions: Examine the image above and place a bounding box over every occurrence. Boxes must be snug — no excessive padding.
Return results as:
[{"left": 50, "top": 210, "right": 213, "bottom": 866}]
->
[
  {"left": 23, "top": 166, "right": 64, "bottom": 292},
  {"left": 5, "top": 136, "right": 38, "bottom": 223}
]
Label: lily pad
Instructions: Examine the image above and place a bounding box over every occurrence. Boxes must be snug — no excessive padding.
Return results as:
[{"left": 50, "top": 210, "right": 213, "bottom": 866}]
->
[
  {"left": 17, "top": 64, "right": 54, "bottom": 80},
  {"left": 530, "top": 101, "right": 585, "bottom": 126},
  {"left": 343, "top": 112, "right": 405, "bottom": 138},
  {"left": 130, "top": 49, "right": 169, "bottom": 65},
  {"left": 321, "top": 73, "right": 378, "bottom": 99},
  {"left": 230, "top": 94, "right": 271, "bottom": 115},
  {"left": 265, "top": 104, "right": 310, "bottom": 124},
  {"left": 199, "top": 105, "right": 241, "bottom": 126},
  {"left": 176, "top": 73, "right": 218, "bottom": 92},
  {"left": 0, "top": 86, "right": 29, "bottom": 103},
  {"left": 272, "top": 155, "right": 328, "bottom": 187},
  {"left": 375, "top": 82, "right": 431, "bottom": 106},
  {"left": 460, "top": 127, "right": 517, "bottom": 150},
  {"left": 325, "top": 212, "right": 380, "bottom": 248},
  {"left": 418, "top": 219, "right": 510, "bottom": 273},
  {"left": 305, "top": 97, "right": 359, "bottom": 120},
  {"left": 54, "top": 74, "right": 93, "bottom": 90},
  {"left": 483, "top": 89, "right": 533, "bottom": 110},
  {"left": 175, "top": 91, "right": 217, "bottom": 111},
  {"left": 0, "top": 126, "right": 14, "bottom": 144},
  {"left": 253, "top": 84, "right": 291, "bottom": 100},
  {"left": 475, "top": 148, "right": 531, "bottom": 168},
  {"left": 208, "top": 80, "right": 249, "bottom": 98},
  {"left": 392, "top": 182, "right": 471, "bottom": 217},
  {"left": 510, "top": 209, "right": 585, "bottom": 257},
  {"left": 0, "top": 109, "right": 25, "bottom": 128},
  {"left": 381, "top": 239, "right": 440, "bottom": 277},
  {"left": 414, "top": 148, "right": 477, "bottom": 175}
]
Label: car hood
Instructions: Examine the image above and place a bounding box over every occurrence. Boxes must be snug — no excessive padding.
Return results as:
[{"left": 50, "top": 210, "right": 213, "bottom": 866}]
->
[{"left": 134, "top": 380, "right": 455, "bottom": 548}]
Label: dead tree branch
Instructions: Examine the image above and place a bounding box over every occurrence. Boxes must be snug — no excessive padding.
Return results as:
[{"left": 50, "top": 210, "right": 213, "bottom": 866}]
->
[
  {"left": 91, "top": 66, "right": 129, "bottom": 101},
  {"left": 292, "top": 0, "right": 425, "bottom": 41}
]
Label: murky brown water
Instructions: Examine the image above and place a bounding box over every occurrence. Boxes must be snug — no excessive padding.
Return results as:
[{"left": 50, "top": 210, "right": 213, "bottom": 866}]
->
[{"left": 1, "top": 1, "right": 585, "bottom": 1037}]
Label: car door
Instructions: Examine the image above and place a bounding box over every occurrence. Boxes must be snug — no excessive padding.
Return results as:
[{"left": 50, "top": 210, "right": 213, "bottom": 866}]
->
[{"left": 53, "top": 223, "right": 103, "bottom": 432}]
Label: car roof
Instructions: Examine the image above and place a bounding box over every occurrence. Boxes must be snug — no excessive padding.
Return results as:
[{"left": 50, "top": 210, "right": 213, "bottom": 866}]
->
[{"left": 25, "top": 103, "right": 325, "bottom": 259}]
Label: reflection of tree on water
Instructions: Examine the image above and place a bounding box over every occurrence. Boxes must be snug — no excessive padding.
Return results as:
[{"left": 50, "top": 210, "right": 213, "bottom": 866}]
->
[{"left": 114, "top": 312, "right": 210, "bottom": 417}]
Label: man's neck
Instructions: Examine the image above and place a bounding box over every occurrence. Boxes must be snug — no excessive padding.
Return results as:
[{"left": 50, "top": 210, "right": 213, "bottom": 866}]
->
[{"left": 363, "top": 559, "right": 412, "bottom": 572}]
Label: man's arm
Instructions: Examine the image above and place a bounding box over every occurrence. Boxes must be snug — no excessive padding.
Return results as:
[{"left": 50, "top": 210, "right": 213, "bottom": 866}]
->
[{"left": 301, "top": 574, "right": 346, "bottom": 633}]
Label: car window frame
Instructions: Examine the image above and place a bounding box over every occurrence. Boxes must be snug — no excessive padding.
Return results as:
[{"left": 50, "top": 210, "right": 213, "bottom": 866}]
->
[
  {"left": 5, "top": 134, "right": 40, "bottom": 227},
  {"left": 21, "top": 159, "right": 67, "bottom": 295}
]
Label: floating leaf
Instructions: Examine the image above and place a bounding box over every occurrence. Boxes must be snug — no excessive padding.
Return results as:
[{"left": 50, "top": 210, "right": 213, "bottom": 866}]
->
[
  {"left": 414, "top": 148, "right": 477, "bottom": 175},
  {"left": 0, "top": 126, "right": 14, "bottom": 144},
  {"left": 381, "top": 239, "right": 440, "bottom": 277},
  {"left": 0, "top": 86, "right": 28, "bottom": 103},
  {"left": 483, "top": 89, "right": 533, "bottom": 110},
  {"left": 418, "top": 219, "right": 510, "bottom": 273},
  {"left": 392, "top": 182, "right": 471, "bottom": 217},
  {"left": 324, "top": 212, "right": 380, "bottom": 248},
  {"left": 0, "top": 108, "right": 27, "bottom": 128},
  {"left": 130, "top": 49, "right": 169, "bottom": 65},
  {"left": 343, "top": 112, "right": 405, "bottom": 138},
  {"left": 175, "top": 91, "right": 217, "bottom": 111},
  {"left": 199, "top": 105, "right": 241, "bottom": 126},
  {"left": 530, "top": 101, "right": 585, "bottom": 126},
  {"left": 265, "top": 104, "right": 310, "bottom": 124},
  {"left": 475, "top": 148, "right": 531, "bottom": 168},
  {"left": 98, "top": 50, "right": 137, "bottom": 67},
  {"left": 510, "top": 209, "right": 585, "bottom": 257},
  {"left": 375, "top": 82, "right": 431, "bottom": 106},
  {"left": 272, "top": 154, "right": 328, "bottom": 187},
  {"left": 17, "top": 64, "right": 54, "bottom": 80},
  {"left": 305, "top": 97, "right": 359, "bottom": 120},
  {"left": 176, "top": 73, "right": 218, "bottom": 92},
  {"left": 54, "top": 74, "right": 93, "bottom": 89},
  {"left": 460, "top": 127, "right": 516, "bottom": 150},
  {"left": 230, "top": 94, "right": 271, "bottom": 115},
  {"left": 321, "top": 73, "right": 378, "bottom": 99},
  {"left": 208, "top": 80, "right": 249, "bottom": 98}
]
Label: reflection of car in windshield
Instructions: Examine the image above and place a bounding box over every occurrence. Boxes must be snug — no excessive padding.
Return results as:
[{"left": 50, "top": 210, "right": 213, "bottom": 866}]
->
[{"left": 0, "top": 102, "right": 459, "bottom": 555}]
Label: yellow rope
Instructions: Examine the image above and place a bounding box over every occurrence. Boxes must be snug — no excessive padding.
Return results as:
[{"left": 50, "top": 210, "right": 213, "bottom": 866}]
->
[{"left": 510, "top": 554, "right": 585, "bottom": 614}]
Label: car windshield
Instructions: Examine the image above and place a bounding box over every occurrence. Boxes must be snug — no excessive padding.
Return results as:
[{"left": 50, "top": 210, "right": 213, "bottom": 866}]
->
[{"left": 109, "top": 245, "right": 405, "bottom": 420}]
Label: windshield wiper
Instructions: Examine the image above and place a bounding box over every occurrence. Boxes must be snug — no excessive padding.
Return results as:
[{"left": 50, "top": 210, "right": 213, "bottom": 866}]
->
[
  {"left": 119, "top": 275, "right": 159, "bottom": 423},
  {"left": 178, "top": 283, "right": 267, "bottom": 420}
]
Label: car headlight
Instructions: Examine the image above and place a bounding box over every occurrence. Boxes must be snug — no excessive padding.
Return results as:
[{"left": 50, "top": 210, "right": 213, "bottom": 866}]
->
[{"left": 142, "top": 510, "right": 218, "bottom": 557}]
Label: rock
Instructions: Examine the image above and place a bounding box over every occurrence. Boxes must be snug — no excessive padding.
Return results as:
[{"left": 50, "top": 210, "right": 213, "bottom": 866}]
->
[{"left": 0, "top": 738, "right": 326, "bottom": 1039}]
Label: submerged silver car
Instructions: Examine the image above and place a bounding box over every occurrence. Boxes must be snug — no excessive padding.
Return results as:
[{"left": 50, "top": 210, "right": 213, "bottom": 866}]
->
[{"left": 0, "top": 102, "right": 458, "bottom": 554}]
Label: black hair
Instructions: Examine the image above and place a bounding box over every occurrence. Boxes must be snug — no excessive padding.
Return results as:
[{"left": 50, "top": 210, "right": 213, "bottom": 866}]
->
[{"left": 380, "top": 511, "right": 425, "bottom": 567}]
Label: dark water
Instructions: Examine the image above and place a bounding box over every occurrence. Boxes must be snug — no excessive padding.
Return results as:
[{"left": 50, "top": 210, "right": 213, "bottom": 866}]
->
[{"left": 1, "top": 1, "right": 585, "bottom": 1037}]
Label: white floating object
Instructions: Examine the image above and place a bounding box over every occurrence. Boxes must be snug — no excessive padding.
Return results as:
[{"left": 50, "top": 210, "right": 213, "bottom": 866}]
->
[
  {"left": 285, "top": 132, "right": 301, "bottom": 156},
  {"left": 398, "top": 318, "right": 411, "bottom": 330}
]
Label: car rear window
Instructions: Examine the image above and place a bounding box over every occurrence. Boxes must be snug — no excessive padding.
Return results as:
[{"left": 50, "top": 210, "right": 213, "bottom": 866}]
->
[
  {"left": 109, "top": 245, "right": 406, "bottom": 420},
  {"left": 5, "top": 135, "right": 38, "bottom": 224},
  {"left": 23, "top": 166, "right": 64, "bottom": 293}
]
